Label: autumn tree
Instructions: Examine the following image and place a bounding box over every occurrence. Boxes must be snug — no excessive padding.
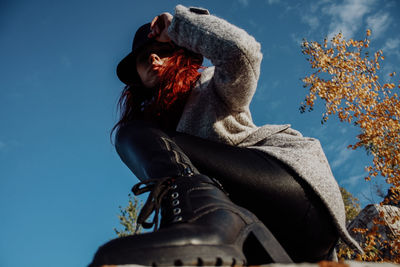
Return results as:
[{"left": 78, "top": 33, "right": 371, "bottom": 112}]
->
[
  {"left": 301, "top": 30, "right": 400, "bottom": 262},
  {"left": 340, "top": 187, "right": 361, "bottom": 224},
  {"left": 114, "top": 194, "right": 142, "bottom": 237}
]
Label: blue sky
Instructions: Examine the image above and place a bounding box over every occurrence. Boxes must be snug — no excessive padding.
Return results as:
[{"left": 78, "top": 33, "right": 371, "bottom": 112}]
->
[{"left": 1, "top": 0, "right": 399, "bottom": 266}]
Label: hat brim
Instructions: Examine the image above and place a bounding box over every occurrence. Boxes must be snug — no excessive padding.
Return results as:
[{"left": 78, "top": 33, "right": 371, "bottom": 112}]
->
[
  {"left": 116, "top": 52, "right": 141, "bottom": 86},
  {"left": 117, "top": 23, "right": 155, "bottom": 86}
]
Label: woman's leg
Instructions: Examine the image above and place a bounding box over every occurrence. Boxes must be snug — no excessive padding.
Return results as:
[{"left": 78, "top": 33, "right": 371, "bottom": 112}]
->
[
  {"left": 93, "top": 120, "right": 292, "bottom": 266},
  {"left": 115, "top": 120, "right": 199, "bottom": 181},
  {"left": 169, "top": 132, "right": 339, "bottom": 262},
  {"left": 115, "top": 120, "right": 338, "bottom": 262}
]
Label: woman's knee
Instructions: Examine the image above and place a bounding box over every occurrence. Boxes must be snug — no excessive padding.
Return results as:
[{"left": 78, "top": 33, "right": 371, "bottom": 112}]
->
[
  {"left": 115, "top": 124, "right": 135, "bottom": 159},
  {"left": 115, "top": 120, "right": 156, "bottom": 154},
  {"left": 114, "top": 121, "right": 155, "bottom": 170}
]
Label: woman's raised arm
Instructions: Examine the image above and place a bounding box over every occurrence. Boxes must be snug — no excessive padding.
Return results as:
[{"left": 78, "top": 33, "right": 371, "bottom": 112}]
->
[{"left": 167, "top": 5, "right": 263, "bottom": 111}]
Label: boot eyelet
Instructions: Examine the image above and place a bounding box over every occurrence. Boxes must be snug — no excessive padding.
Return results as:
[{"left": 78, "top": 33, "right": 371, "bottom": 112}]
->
[
  {"left": 172, "top": 199, "right": 180, "bottom": 206},
  {"left": 171, "top": 192, "right": 179, "bottom": 199},
  {"left": 173, "top": 216, "right": 183, "bottom": 222},
  {"left": 173, "top": 208, "right": 181, "bottom": 215},
  {"left": 171, "top": 184, "right": 177, "bottom": 189}
]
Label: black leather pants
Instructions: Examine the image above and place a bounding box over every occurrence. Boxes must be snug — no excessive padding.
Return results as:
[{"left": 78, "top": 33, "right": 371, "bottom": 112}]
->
[{"left": 115, "top": 120, "right": 339, "bottom": 262}]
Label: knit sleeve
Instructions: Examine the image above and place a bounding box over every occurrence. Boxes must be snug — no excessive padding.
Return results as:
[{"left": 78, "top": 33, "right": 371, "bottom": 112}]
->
[{"left": 168, "top": 5, "right": 263, "bottom": 111}]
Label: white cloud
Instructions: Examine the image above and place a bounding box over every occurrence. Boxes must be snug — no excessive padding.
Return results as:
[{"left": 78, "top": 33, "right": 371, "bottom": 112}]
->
[
  {"left": 366, "top": 12, "right": 390, "bottom": 38},
  {"left": 341, "top": 173, "right": 366, "bottom": 187},
  {"left": 298, "top": 0, "right": 394, "bottom": 45},
  {"left": 331, "top": 146, "right": 354, "bottom": 169},
  {"left": 382, "top": 38, "right": 400, "bottom": 57},
  {"left": 310, "top": 0, "right": 331, "bottom": 13},
  {"left": 301, "top": 15, "right": 319, "bottom": 31},
  {"left": 322, "top": 0, "right": 376, "bottom": 39},
  {"left": 238, "top": 0, "right": 249, "bottom": 7},
  {"left": 290, "top": 33, "right": 303, "bottom": 46}
]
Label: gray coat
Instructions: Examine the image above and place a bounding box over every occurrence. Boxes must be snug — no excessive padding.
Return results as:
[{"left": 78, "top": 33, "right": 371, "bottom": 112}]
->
[{"left": 168, "top": 5, "right": 362, "bottom": 253}]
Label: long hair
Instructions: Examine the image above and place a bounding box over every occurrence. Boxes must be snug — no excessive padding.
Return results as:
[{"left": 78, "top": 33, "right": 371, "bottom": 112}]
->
[{"left": 110, "top": 48, "right": 203, "bottom": 141}]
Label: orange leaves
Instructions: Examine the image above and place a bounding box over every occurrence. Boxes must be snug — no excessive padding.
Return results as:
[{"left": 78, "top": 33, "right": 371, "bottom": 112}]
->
[
  {"left": 301, "top": 29, "right": 400, "bottom": 186},
  {"left": 302, "top": 30, "right": 400, "bottom": 262},
  {"left": 383, "top": 83, "right": 396, "bottom": 90}
]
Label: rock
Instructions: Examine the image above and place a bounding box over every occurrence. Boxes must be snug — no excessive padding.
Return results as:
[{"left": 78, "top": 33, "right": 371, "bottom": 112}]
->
[
  {"left": 347, "top": 204, "right": 400, "bottom": 261},
  {"left": 103, "top": 260, "right": 400, "bottom": 267},
  {"left": 383, "top": 189, "right": 400, "bottom": 208},
  {"left": 267, "top": 261, "right": 400, "bottom": 267}
]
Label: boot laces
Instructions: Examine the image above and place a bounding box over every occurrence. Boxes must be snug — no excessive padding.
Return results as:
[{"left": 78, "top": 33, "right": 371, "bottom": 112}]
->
[{"left": 131, "top": 177, "right": 175, "bottom": 232}]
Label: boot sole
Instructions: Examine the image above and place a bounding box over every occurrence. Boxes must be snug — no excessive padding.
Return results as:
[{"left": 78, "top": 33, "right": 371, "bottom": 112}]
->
[
  {"left": 97, "top": 222, "right": 291, "bottom": 266},
  {"left": 110, "top": 244, "right": 246, "bottom": 266},
  {"left": 91, "top": 201, "right": 292, "bottom": 266}
]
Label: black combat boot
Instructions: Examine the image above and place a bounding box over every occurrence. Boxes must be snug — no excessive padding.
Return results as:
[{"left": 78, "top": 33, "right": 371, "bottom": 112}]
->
[{"left": 89, "top": 174, "right": 292, "bottom": 266}]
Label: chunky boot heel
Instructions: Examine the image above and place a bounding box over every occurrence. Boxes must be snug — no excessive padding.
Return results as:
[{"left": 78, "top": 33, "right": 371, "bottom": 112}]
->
[{"left": 89, "top": 174, "right": 292, "bottom": 266}]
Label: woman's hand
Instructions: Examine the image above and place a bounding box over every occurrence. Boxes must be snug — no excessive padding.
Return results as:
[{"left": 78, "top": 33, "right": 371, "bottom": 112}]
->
[{"left": 148, "top": 12, "right": 173, "bottom": 42}]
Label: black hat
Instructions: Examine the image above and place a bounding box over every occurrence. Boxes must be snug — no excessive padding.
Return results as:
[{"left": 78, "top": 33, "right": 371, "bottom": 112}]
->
[
  {"left": 117, "top": 22, "right": 203, "bottom": 86},
  {"left": 117, "top": 23, "right": 154, "bottom": 85}
]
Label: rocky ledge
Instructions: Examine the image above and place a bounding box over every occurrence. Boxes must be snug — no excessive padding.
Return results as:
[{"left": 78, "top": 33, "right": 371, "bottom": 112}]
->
[{"left": 100, "top": 261, "right": 399, "bottom": 267}]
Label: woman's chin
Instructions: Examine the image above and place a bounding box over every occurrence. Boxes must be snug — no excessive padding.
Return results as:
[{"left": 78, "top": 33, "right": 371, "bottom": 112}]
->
[{"left": 143, "top": 78, "right": 160, "bottom": 89}]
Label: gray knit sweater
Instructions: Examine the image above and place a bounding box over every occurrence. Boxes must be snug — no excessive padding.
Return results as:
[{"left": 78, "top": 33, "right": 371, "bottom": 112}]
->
[{"left": 168, "top": 5, "right": 362, "bottom": 253}]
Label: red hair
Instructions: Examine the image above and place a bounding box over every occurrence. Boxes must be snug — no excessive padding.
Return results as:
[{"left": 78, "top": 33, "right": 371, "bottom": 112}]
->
[
  {"left": 154, "top": 49, "right": 202, "bottom": 111},
  {"left": 111, "top": 48, "right": 203, "bottom": 140}
]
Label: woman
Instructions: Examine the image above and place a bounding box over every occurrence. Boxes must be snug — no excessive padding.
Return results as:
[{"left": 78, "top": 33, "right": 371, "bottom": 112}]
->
[{"left": 90, "top": 5, "right": 362, "bottom": 266}]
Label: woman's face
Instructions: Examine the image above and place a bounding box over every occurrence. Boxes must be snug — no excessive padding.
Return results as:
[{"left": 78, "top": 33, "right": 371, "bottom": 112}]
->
[{"left": 135, "top": 42, "right": 175, "bottom": 88}]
